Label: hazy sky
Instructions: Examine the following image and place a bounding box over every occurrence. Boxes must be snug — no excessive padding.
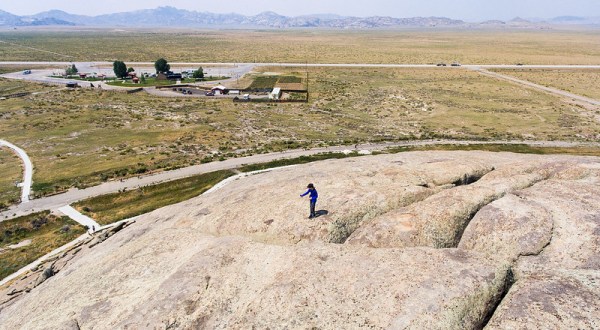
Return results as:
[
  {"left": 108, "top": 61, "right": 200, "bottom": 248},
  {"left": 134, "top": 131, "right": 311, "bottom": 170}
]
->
[{"left": 1, "top": 0, "right": 599, "bottom": 21}]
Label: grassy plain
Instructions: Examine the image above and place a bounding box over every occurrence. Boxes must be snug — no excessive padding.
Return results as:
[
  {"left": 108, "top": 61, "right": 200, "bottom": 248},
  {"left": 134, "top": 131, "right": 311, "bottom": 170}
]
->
[
  {"left": 387, "top": 144, "right": 600, "bottom": 156},
  {"left": 1, "top": 64, "right": 599, "bottom": 205},
  {"left": 493, "top": 69, "right": 600, "bottom": 100},
  {"left": 1, "top": 29, "right": 600, "bottom": 65},
  {"left": 0, "top": 211, "right": 85, "bottom": 280},
  {"left": 0, "top": 77, "right": 57, "bottom": 96},
  {"left": 73, "top": 170, "right": 235, "bottom": 225},
  {"left": 0, "top": 148, "right": 21, "bottom": 208}
]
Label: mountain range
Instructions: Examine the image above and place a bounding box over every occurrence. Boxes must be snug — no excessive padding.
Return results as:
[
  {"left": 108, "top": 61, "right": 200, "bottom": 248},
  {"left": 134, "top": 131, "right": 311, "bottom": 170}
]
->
[{"left": 0, "top": 7, "right": 598, "bottom": 28}]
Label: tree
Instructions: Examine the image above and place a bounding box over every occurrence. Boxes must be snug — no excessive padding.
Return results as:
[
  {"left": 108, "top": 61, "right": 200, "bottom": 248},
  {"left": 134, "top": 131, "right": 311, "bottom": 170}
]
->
[
  {"left": 113, "top": 61, "right": 128, "bottom": 79},
  {"left": 127, "top": 67, "right": 135, "bottom": 73},
  {"left": 154, "top": 58, "right": 170, "bottom": 73},
  {"left": 192, "top": 67, "right": 204, "bottom": 79},
  {"left": 140, "top": 75, "right": 146, "bottom": 84},
  {"left": 65, "top": 64, "right": 78, "bottom": 76}
]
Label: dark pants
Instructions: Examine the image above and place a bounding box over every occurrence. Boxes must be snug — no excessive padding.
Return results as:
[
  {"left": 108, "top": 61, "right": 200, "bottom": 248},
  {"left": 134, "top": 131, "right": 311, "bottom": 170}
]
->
[{"left": 310, "top": 200, "right": 316, "bottom": 217}]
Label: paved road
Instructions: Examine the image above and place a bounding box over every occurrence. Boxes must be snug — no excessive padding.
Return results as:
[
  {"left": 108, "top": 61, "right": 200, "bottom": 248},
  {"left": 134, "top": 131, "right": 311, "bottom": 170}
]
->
[
  {"left": 0, "top": 139, "right": 33, "bottom": 203},
  {"left": 474, "top": 68, "right": 600, "bottom": 106},
  {"left": 3, "top": 61, "right": 600, "bottom": 69},
  {"left": 2, "top": 139, "right": 599, "bottom": 221}
]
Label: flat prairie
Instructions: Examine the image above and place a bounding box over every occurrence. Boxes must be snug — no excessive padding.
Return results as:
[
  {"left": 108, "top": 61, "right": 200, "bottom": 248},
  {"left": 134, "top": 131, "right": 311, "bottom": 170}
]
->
[
  {"left": 1, "top": 64, "right": 598, "bottom": 205},
  {"left": 0, "top": 28, "right": 599, "bottom": 206},
  {"left": 492, "top": 68, "right": 600, "bottom": 100},
  {"left": 1, "top": 29, "right": 599, "bottom": 64}
]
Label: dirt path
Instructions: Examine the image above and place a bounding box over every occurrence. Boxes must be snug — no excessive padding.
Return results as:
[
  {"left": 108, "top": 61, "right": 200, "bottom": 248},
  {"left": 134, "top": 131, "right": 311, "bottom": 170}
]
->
[
  {"left": 0, "top": 139, "right": 33, "bottom": 203},
  {"left": 474, "top": 68, "right": 600, "bottom": 107},
  {"left": 0, "top": 40, "right": 74, "bottom": 59}
]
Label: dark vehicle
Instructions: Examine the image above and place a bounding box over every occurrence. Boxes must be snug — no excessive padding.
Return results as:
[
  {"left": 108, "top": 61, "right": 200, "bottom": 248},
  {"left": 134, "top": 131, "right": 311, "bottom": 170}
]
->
[
  {"left": 436, "top": 63, "right": 447, "bottom": 67},
  {"left": 23, "top": 69, "right": 31, "bottom": 75},
  {"left": 516, "top": 63, "right": 524, "bottom": 66},
  {"left": 205, "top": 91, "right": 215, "bottom": 96},
  {"left": 451, "top": 62, "right": 461, "bottom": 67}
]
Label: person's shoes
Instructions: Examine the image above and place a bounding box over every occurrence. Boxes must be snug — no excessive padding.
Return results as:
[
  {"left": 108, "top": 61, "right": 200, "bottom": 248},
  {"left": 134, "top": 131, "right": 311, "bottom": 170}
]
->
[{"left": 308, "top": 216, "right": 314, "bottom": 219}]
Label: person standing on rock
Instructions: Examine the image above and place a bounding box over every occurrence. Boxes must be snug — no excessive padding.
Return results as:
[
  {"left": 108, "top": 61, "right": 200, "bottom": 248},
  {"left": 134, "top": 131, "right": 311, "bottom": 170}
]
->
[{"left": 300, "top": 183, "right": 318, "bottom": 219}]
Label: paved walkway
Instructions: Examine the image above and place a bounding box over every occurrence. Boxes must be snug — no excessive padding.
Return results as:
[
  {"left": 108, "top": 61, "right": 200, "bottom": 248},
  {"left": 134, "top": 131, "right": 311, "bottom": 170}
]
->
[
  {"left": 0, "top": 139, "right": 33, "bottom": 203},
  {"left": 57, "top": 206, "right": 101, "bottom": 233}
]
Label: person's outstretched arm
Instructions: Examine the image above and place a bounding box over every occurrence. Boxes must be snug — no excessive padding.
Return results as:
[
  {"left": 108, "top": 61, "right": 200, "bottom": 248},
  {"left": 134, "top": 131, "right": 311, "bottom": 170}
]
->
[{"left": 300, "top": 190, "right": 309, "bottom": 197}]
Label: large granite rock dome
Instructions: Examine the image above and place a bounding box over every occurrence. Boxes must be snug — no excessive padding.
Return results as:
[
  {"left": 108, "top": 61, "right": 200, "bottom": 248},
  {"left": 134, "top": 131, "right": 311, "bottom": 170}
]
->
[{"left": 1, "top": 151, "right": 598, "bottom": 329}]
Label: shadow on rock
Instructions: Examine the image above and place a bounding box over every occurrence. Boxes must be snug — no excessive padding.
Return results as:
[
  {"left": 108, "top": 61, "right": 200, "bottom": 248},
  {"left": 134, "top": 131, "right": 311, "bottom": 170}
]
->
[{"left": 315, "top": 210, "right": 329, "bottom": 218}]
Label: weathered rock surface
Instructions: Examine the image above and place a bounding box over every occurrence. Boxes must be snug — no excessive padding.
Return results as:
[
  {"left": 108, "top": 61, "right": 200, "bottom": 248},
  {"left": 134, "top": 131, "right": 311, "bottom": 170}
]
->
[
  {"left": 346, "top": 161, "right": 558, "bottom": 248},
  {"left": 0, "top": 151, "right": 598, "bottom": 329},
  {"left": 460, "top": 161, "right": 600, "bottom": 329}
]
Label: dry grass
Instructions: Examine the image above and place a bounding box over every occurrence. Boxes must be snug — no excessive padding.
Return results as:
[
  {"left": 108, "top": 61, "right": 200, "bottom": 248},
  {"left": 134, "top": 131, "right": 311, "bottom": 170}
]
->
[
  {"left": 492, "top": 69, "right": 600, "bottom": 100},
  {"left": 1, "top": 29, "right": 600, "bottom": 65},
  {"left": 73, "top": 170, "right": 235, "bottom": 225},
  {"left": 387, "top": 144, "right": 600, "bottom": 157},
  {"left": 0, "top": 77, "right": 57, "bottom": 96},
  {"left": 0, "top": 211, "right": 85, "bottom": 280},
  {"left": 0, "top": 66, "right": 599, "bottom": 206},
  {"left": 0, "top": 148, "right": 21, "bottom": 208}
]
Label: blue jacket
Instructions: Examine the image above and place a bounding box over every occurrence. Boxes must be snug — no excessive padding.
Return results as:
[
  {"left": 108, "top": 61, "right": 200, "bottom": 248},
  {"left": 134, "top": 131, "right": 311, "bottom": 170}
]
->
[{"left": 301, "top": 188, "right": 318, "bottom": 202}]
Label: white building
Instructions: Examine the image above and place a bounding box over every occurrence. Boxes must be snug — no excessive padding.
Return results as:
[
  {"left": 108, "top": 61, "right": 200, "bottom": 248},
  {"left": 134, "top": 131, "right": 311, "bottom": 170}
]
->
[{"left": 269, "top": 87, "right": 282, "bottom": 100}]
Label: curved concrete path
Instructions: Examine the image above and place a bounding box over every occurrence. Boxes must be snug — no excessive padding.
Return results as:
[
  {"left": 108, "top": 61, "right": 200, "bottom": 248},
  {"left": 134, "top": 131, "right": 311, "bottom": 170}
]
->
[
  {"left": 57, "top": 206, "right": 101, "bottom": 233},
  {"left": 0, "top": 139, "right": 33, "bottom": 203}
]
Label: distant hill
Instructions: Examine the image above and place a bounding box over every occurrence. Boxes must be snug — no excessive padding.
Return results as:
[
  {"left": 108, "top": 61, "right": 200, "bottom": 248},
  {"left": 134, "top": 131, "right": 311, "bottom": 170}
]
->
[
  {"left": 551, "top": 16, "right": 600, "bottom": 25},
  {"left": 0, "top": 7, "right": 598, "bottom": 28},
  {"left": 0, "top": 7, "right": 466, "bottom": 28},
  {"left": 0, "top": 9, "right": 74, "bottom": 26}
]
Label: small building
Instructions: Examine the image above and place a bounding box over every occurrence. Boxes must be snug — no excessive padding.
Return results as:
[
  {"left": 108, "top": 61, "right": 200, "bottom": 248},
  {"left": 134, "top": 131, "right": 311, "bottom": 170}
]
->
[
  {"left": 79, "top": 73, "right": 87, "bottom": 79},
  {"left": 132, "top": 77, "right": 140, "bottom": 84},
  {"left": 211, "top": 85, "right": 229, "bottom": 95},
  {"left": 269, "top": 87, "right": 282, "bottom": 100}
]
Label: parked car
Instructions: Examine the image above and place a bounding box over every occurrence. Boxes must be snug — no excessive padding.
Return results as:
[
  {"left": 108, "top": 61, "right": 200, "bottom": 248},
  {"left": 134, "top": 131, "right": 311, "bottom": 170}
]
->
[
  {"left": 23, "top": 70, "right": 31, "bottom": 74},
  {"left": 205, "top": 91, "right": 215, "bottom": 96},
  {"left": 436, "top": 63, "right": 447, "bottom": 67},
  {"left": 451, "top": 62, "right": 461, "bottom": 67}
]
